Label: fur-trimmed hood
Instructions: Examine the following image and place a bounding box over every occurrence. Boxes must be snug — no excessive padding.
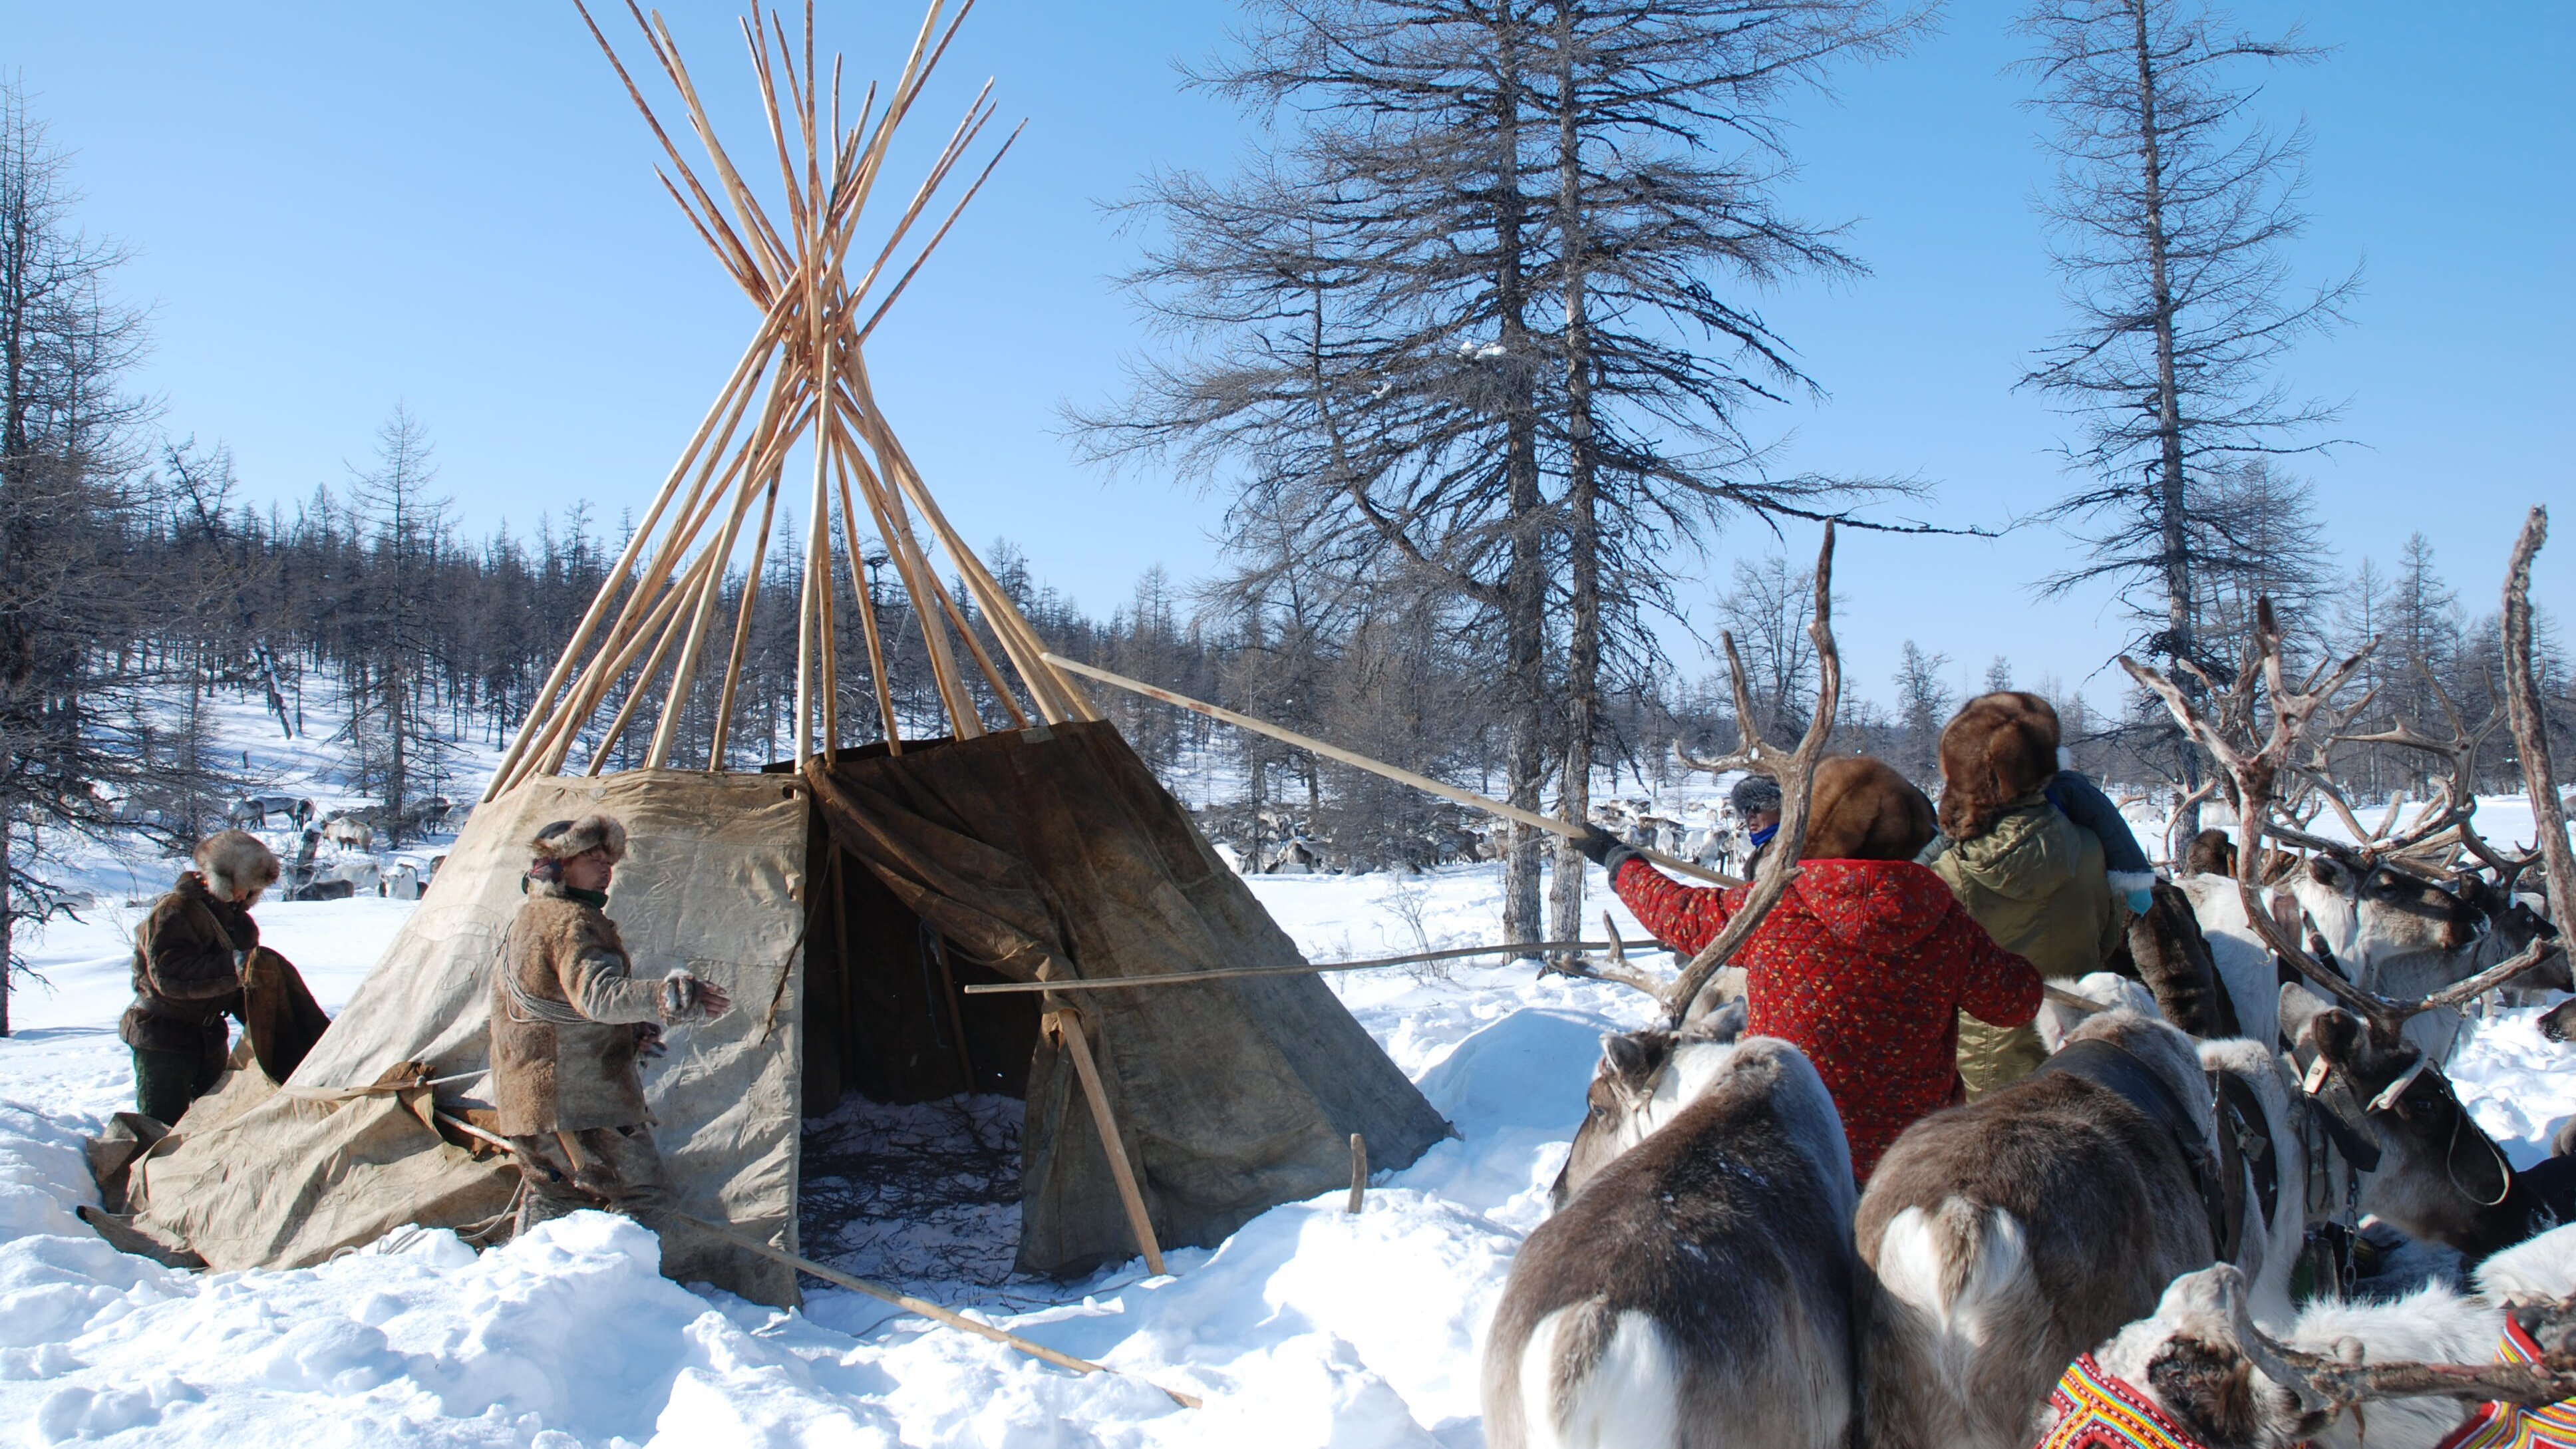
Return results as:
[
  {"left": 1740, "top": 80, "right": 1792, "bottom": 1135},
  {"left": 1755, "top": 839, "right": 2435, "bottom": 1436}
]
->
[
  {"left": 529, "top": 814, "right": 628, "bottom": 864},
  {"left": 194, "top": 829, "right": 281, "bottom": 899}
]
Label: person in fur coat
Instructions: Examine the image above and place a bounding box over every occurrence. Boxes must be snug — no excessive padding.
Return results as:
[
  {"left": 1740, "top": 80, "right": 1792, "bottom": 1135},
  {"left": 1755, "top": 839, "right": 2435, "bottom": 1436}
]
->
[
  {"left": 1929, "top": 691, "right": 2149, "bottom": 1096},
  {"left": 1580, "top": 755, "right": 2042, "bottom": 1182},
  {"left": 492, "top": 814, "right": 733, "bottom": 1237},
  {"left": 122, "top": 830, "right": 280, "bottom": 1124}
]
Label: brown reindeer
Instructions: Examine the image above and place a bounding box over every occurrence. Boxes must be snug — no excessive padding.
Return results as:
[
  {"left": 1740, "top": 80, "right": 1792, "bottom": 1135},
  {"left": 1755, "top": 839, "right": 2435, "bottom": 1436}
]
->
[
  {"left": 1488, "top": 1011, "right": 1859, "bottom": 1449},
  {"left": 1852, "top": 1007, "right": 2307, "bottom": 1449}
]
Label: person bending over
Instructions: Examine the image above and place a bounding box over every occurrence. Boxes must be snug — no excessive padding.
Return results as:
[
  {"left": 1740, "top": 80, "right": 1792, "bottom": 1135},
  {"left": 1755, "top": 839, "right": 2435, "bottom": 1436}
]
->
[
  {"left": 492, "top": 814, "right": 732, "bottom": 1237},
  {"left": 122, "top": 830, "right": 279, "bottom": 1124},
  {"left": 1580, "top": 756, "right": 2040, "bottom": 1183}
]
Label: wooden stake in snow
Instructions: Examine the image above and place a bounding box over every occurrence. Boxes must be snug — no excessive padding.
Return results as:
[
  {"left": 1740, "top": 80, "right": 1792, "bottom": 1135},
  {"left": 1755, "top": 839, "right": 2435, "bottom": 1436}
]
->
[
  {"left": 1041, "top": 653, "right": 1744, "bottom": 889},
  {"left": 673, "top": 1212, "right": 1203, "bottom": 1409},
  {"left": 1347, "top": 1134, "right": 1367, "bottom": 1215}
]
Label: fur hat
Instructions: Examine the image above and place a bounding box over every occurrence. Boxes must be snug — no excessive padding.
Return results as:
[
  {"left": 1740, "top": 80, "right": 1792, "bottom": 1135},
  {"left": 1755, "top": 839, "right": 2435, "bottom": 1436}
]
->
[
  {"left": 1729, "top": 772, "right": 1784, "bottom": 819},
  {"left": 529, "top": 814, "right": 628, "bottom": 864},
  {"left": 195, "top": 830, "right": 282, "bottom": 899},
  {"left": 1937, "top": 691, "right": 2062, "bottom": 841},
  {"left": 1802, "top": 755, "right": 1937, "bottom": 862}
]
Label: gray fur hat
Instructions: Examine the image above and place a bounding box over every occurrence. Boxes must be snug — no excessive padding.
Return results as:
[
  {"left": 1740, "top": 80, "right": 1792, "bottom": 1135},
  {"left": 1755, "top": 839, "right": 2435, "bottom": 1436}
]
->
[
  {"left": 530, "top": 814, "right": 628, "bottom": 864},
  {"left": 1728, "top": 773, "right": 1783, "bottom": 818},
  {"left": 196, "top": 830, "right": 282, "bottom": 899}
]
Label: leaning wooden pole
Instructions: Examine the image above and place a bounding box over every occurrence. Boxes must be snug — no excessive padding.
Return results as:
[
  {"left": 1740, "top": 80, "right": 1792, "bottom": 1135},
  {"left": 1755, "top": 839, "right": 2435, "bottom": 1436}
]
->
[
  {"left": 484, "top": 325, "right": 778, "bottom": 800},
  {"left": 666, "top": 1213, "right": 1201, "bottom": 1408},
  {"left": 1045, "top": 1008, "right": 1168, "bottom": 1277},
  {"left": 1043, "top": 653, "right": 1742, "bottom": 889}
]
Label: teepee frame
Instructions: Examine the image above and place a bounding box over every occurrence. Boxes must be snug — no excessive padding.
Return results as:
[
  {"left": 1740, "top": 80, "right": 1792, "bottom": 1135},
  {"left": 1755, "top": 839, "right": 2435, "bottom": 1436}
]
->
[{"left": 483, "top": 0, "right": 1094, "bottom": 804}]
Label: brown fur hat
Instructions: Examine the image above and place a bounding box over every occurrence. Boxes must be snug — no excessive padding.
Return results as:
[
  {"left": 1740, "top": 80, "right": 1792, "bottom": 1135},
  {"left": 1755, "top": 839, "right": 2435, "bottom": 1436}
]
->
[
  {"left": 530, "top": 814, "right": 628, "bottom": 864},
  {"left": 195, "top": 829, "right": 282, "bottom": 899},
  {"left": 1937, "top": 691, "right": 2062, "bottom": 840},
  {"left": 1802, "top": 755, "right": 1938, "bottom": 862}
]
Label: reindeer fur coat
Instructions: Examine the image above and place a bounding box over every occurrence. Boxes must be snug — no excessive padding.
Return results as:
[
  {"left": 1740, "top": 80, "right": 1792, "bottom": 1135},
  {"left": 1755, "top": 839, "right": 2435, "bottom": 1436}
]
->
[
  {"left": 489, "top": 882, "right": 668, "bottom": 1135},
  {"left": 120, "top": 872, "right": 252, "bottom": 1053}
]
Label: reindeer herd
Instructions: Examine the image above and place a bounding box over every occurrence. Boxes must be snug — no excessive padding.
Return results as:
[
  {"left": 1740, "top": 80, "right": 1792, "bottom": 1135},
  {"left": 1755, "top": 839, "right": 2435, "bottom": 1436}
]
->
[{"left": 1477, "top": 519, "right": 2576, "bottom": 1448}]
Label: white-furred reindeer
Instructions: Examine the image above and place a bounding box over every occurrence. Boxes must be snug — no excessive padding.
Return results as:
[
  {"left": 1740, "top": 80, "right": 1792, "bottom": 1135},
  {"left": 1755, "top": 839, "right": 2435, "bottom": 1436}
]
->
[
  {"left": 1486, "top": 1005, "right": 1859, "bottom": 1449},
  {"left": 2046, "top": 1224, "right": 2576, "bottom": 1449}
]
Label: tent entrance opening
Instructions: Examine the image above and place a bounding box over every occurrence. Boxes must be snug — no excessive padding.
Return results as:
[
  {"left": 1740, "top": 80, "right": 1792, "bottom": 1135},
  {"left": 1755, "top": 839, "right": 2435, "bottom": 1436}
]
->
[{"left": 796, "top": 828, "right": 1041, "bottom": 1287}]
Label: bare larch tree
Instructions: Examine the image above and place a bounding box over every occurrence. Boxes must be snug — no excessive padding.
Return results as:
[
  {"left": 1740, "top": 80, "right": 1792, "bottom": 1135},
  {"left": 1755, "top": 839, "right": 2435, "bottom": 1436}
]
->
[{"left": 2017, "top": 0, "right": 2359, "bottom": 824}]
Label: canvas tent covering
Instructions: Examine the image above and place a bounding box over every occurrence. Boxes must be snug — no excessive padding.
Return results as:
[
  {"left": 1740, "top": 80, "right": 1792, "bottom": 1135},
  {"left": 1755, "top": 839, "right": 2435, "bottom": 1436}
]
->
[{"left": 115, "top": 0, "right": 1446, "bottom": 1307}]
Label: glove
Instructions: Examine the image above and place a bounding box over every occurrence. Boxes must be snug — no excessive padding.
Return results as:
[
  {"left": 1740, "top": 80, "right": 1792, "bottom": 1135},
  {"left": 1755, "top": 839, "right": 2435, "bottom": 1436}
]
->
[
  {"left": 2126, "top": 888, "right": 2155, "bottom": 916},
  {"left": 660, "top": 971, "right": 703, "bottom": 1022},
  {"left": 1573, "top": 826, "right": 1639, "bottom": 879},
  {"left": 634, "top": 1022, "right": 669, "bottom": 1060},
  {"left": 659, "top": 971, "right": 734, "bottom": 1023}
]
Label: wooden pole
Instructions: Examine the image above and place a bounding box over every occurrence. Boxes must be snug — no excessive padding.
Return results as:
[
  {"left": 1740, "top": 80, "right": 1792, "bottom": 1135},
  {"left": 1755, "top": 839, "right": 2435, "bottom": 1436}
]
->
[
  {"left": 1044, "top": 654, "right": 1742, "bottom": 889},
  {"left": 928, "top": 929, "right": 978, "bottom": 1090},
  {"left": 647, "top": 436, "right": 782, "bottom": 769},
  {"left": 1045, "top": 1009, "right": 1167, "bottom": 1277},
  {"left": 1346, "top": 1134, "right": 1367, "bottom": 1215},
  {"left": 671, "top": 1211, "right": 1202, "bottom": 1409},
  {"left": 708, "top": 474, "right": 784, "bottom": 770},
  {"left": 931, "top": 572, "right": 1033, "bottom": 730},
  {"left": 506, "top": 548, "right": 723, "bottom": 791},
  {"left": 829, "top": 431, "right": 904, "bottom": 752},
  {"left": 962, "top": 939, "right": 1620, "bottom": 995},
  {"left": 830, "top": 404, "right": 980, "bottom": 734},
  {"left": 516, "top": 380, "right": 802, "bottom": 788},
  {"left": 585, "top": 558, "right": 710, "bottom": 775},
  {"left": 845, "top": 367, "right": 1091, "bottom": 724},
  {"left": 484, "top": 324, "right": 778, "bottom": 800}
]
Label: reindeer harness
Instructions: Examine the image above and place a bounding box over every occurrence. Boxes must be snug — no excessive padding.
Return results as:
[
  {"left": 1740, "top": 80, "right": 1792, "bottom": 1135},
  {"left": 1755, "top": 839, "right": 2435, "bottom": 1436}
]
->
[
  {"left": 2030, "top": 1038, "right": 2277, "bottom": 1263},
  {"left": 2038, "top": 1353, "right": 2237, "bottom": 1449},
  {"left": 2432, "top": 1319, "right": 2576, "bottom": 1449}
]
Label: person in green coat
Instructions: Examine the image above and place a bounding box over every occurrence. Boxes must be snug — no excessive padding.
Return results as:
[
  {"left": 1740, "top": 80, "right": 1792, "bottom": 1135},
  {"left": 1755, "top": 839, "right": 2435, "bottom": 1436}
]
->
[{"left": 1927, "top": 691, "right": 2126, "bottom": 1096}]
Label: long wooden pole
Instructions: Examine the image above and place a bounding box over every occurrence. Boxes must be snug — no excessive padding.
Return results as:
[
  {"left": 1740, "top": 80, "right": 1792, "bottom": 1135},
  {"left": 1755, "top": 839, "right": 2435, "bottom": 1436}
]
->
[
  {"left": 707, "top": 475, "right": 783, "bottom": 769},
  {"left": 1044, "top": 654, "right": 1742, "bottom": 888},
  {"left": 963, "top": 940, "right": 1621, "bottom": 995},
  {"left": 483, "top": 324, "right": 777, "bottom": 800},
  {"left": 669, "top": 1213, "right": 1200, "bottom": 1408},
  {"left": 846, "top": 367, "right": 1090, "bottom": 724},
  {"left": 1046, "top": 1009, "right": 1167, "bottom": 1277},
  {"left": 831, "top": 405, "right": 980, "bottom": 733},
  {"left": 828, "top": 431, "right": 903, "bottom": 752}
]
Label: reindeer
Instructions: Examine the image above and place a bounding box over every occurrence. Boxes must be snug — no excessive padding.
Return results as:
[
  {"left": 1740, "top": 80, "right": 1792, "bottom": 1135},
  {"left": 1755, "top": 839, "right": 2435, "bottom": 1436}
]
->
[
  {"left": 2128, "top": 595, "right": 2571, "bottom": 1271},
  {"left": 2041, "top": 1225, "right": 2576, "bottom": 1449},
  {"left": 1487, "top": 1007, "right": 1861, "bottom": 1449},
  {"left": 1851, "top": 1006, "right": 2308, "bottom": 1449},
  {"left": 2280, "top": 980, "right": 2576, "bottom": 1263}
]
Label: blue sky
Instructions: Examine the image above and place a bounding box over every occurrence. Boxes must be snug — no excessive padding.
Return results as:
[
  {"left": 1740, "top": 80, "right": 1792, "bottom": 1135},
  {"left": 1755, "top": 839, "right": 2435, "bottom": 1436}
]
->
[{"left": 3, "top": 1, "right": 2567, "bottom": 713}]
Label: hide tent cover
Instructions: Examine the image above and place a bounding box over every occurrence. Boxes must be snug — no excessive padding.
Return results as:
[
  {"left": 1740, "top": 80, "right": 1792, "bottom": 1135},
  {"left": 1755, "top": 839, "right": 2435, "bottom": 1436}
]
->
[{"left": 123, "top": 724, "right": 1449, "bottom": 1303}]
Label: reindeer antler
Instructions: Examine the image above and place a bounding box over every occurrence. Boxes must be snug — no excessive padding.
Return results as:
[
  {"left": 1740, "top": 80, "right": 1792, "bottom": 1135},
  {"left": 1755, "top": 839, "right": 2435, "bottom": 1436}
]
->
[
  {"left": 2334, "top": 663, "right": 2535, "bottom": 884},
  {"left": 1662, "top": 525, "right": 1841, "bottom": 1025},
  {"left": 2126, "top": 599, "right": 2567, "bottom": 1046},
  {"left": 2501, "top": 508, "right": 2576, "bottom": 936},
  {"left": 2203, "top": 1264, "right": 2576, "bottom": 1412}
]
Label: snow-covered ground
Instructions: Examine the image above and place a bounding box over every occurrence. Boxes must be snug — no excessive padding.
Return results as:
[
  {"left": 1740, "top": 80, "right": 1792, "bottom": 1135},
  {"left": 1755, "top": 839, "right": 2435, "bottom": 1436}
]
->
[
  {"left": 0, "top": 853, "right": 1676, "bottom": 1446},
  {"left": 3, "top": 711, "right": 2570, "bottom": 1444}
]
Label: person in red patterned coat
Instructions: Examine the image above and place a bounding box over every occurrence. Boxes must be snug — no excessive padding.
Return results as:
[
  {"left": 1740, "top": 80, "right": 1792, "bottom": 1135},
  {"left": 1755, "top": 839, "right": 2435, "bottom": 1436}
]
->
[{"left": 1579, "top": 755, "right": 2042, "bottom": 1182}]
